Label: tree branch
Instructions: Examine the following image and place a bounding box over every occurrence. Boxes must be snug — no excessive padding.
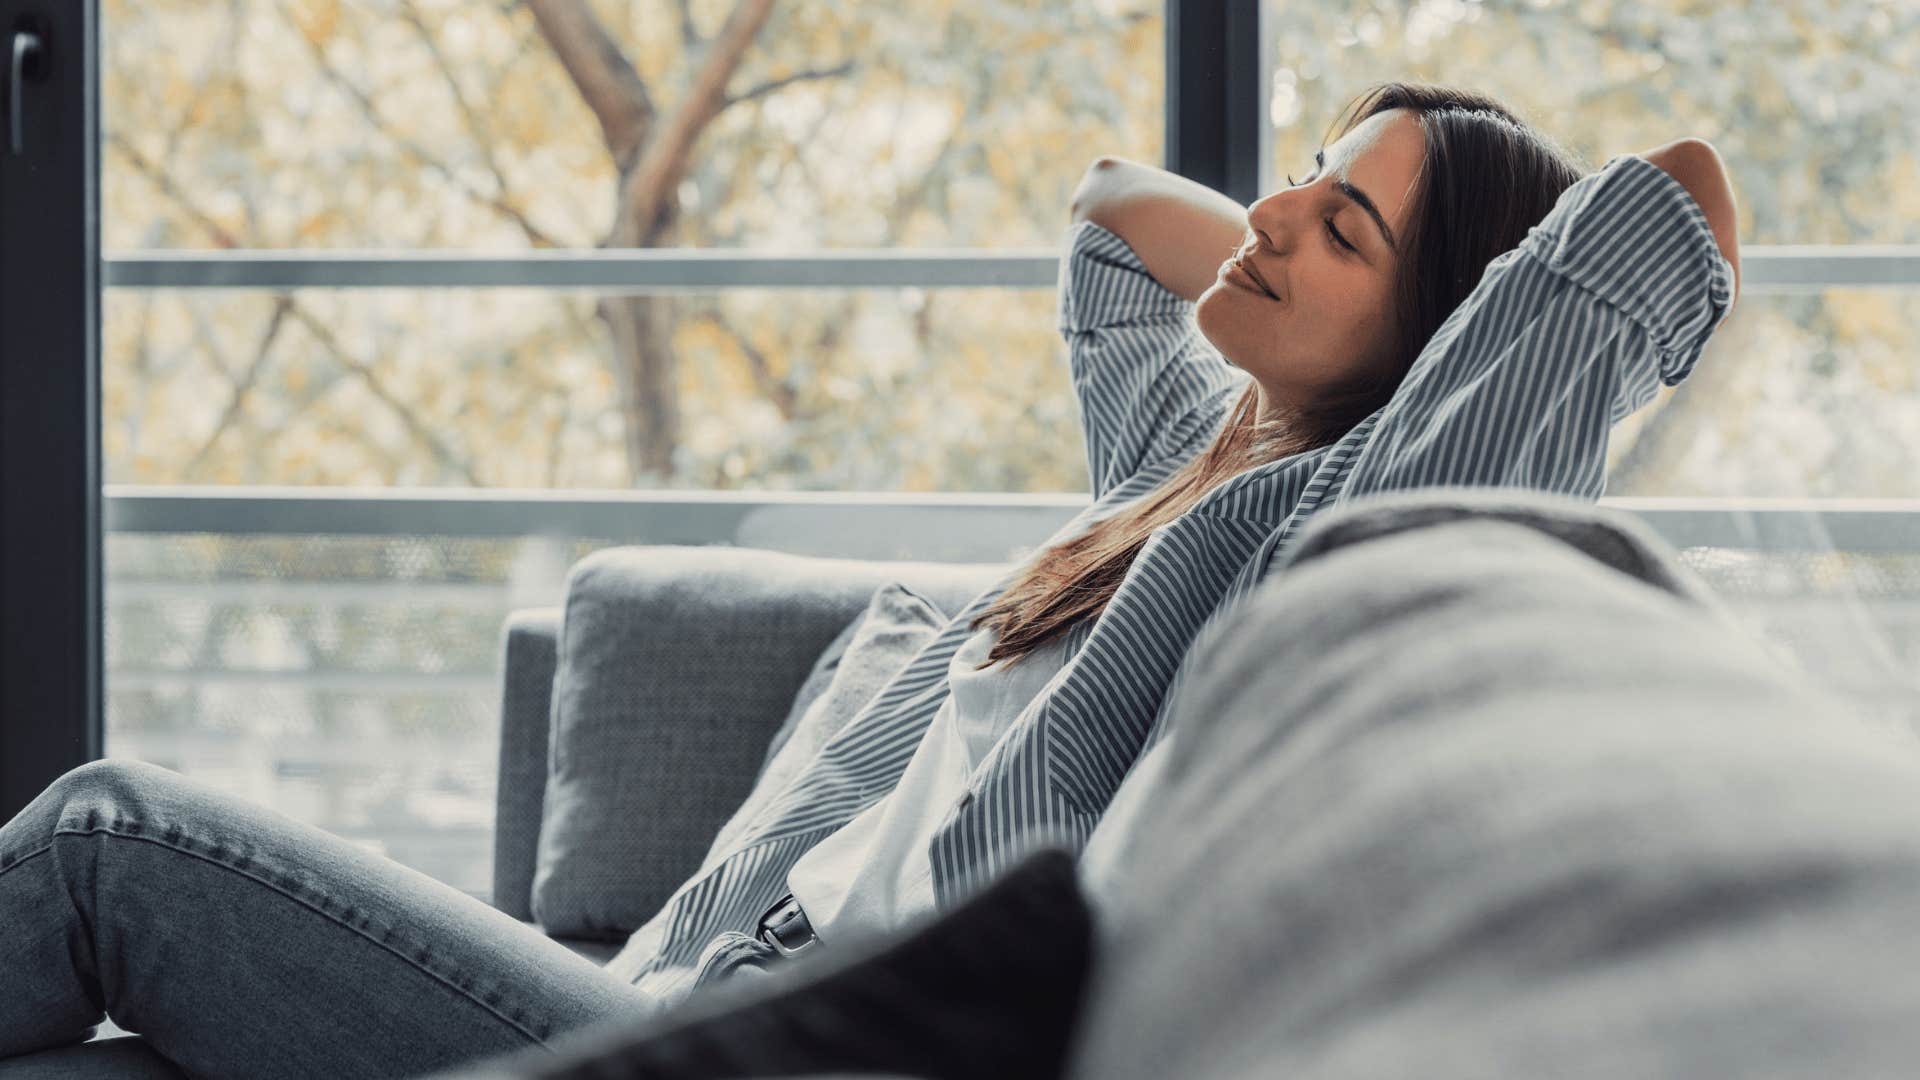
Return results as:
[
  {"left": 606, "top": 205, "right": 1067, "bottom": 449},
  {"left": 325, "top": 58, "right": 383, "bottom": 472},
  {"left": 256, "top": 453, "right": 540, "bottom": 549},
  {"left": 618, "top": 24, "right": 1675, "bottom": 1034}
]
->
[
  {"left": 874, "top": 78, "right": 983, "bottom": 241},
  {"left": 109, "top": 132, "right": 243, "bottom": 247},
  {"left": 398, "top": 0, "right": 566, "bottom": 248},
  {"left": 613, "top": 0, "right": 775, "bottom": 243},
  {"left": 722, "top": 60, "right": 854, "bottom": 110},
  {"left": 522, "top": 0, "right": 655, "bottom": 168},
  {"left": 292, "top": 20, "right": 563, "bottom": 248},
  {"left": 544, "top": 394, "right": 573, "bottom": 486},
  {"left": 116, "top": 118, "right": 481, "bottom": 485},
  {"left": 286, "top": 306, "right": 484, "bottom": 485},
  {"left": 697, "top": 310, "right": 798, "bottom": 420},
  {"left": 185, "top": 294, "right": 295, "bottom": 478},
  {"left": 674, "top": 0, "right": 702, "bottom": 47}
]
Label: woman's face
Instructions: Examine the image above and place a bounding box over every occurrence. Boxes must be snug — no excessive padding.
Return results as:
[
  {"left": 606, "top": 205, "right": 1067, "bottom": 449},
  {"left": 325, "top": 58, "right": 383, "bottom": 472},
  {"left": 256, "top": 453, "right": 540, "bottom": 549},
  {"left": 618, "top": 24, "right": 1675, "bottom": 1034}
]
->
[{"left": 1196, "top": 108, "right": 1425, "bottom": 417}]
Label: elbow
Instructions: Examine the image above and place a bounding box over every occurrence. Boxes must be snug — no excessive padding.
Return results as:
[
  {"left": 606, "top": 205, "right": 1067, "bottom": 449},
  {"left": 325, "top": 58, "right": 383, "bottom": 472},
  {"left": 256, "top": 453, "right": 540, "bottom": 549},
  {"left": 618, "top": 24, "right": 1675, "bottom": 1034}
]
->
[
  {"left": 1643, "top": 138, "right": 1741, "bottom": 305},
  {"left": 1070, "top": 156, "right": 1128, "bottom": 224}
]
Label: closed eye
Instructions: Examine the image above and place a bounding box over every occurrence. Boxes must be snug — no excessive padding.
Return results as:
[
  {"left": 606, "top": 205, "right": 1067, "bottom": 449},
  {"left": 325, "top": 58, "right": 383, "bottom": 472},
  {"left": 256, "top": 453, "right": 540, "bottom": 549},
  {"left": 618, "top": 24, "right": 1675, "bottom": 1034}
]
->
[{"left": 1324, "top": 217, "right": 1355, "bottom": 253}]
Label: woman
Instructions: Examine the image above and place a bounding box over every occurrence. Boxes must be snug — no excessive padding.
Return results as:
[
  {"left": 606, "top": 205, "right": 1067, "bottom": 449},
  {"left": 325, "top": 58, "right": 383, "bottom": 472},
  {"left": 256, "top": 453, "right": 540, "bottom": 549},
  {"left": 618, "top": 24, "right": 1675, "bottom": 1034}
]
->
[{"left": 0, "top": 82, "right": 1738, "bottom": 1077}]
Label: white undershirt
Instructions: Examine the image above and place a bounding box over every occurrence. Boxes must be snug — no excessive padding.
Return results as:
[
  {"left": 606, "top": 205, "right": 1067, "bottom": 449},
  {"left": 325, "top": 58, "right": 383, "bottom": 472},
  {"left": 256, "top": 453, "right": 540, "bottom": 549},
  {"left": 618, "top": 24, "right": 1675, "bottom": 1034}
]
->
[{"left": 785, "top": 623, "right": 1072, "bottom": 948}]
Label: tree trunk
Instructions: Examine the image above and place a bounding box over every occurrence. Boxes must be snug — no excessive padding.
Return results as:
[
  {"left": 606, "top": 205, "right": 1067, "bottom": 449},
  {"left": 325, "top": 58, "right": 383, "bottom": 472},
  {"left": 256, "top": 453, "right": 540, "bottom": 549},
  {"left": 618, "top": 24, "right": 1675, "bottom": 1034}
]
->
[
  {"left": 525, "top": 0, "right": 791, "bottom": 486},
  {"left": 599, "top": 187, "right": 684, "bottom": 484},
  {"left": 598, "top": 291, "right": 681, "bottom": 484}
]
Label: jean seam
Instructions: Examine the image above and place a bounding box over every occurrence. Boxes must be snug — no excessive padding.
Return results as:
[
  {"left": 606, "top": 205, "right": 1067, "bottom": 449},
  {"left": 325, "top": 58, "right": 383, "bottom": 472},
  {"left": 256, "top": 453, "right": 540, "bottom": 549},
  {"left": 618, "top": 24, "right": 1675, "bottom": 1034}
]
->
[
  {"left": 49, "top": 825, "right": 557, "bottom": 1053},
  {"left": 0, "top": 841, "right": 55, "bottom": 876},
  {"left": 0, "top": 842, "right": 56, "bottom": 878}
]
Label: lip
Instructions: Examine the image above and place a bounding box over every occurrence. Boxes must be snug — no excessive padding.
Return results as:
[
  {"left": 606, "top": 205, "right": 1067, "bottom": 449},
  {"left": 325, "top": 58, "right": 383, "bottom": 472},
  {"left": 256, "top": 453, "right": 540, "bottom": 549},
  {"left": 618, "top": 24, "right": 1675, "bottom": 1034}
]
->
[{"left": 1222, "top": 254, "right": 1281, "bottom": 302}]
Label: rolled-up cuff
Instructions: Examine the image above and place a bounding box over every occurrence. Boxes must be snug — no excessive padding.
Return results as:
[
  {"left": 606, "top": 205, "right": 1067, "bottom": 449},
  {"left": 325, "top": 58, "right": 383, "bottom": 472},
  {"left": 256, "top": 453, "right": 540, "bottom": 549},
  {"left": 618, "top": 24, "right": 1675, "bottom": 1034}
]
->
[
  {"left": 1056, "top": 220, "right": 1195, "bottom": 334},
  {"left": 1520, "top": 153, "right": 1737, "bottom": 385}
]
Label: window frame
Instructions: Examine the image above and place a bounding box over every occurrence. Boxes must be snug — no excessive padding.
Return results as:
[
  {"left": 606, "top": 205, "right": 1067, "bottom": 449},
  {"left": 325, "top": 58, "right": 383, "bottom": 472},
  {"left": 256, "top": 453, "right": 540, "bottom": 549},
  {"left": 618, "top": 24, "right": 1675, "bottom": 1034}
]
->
[
  {"left": 9, "top": 0, "right": 1919, "bottom": 820},
  {"left": 1, "top": 0, "right": 102, "bottom": 822}
]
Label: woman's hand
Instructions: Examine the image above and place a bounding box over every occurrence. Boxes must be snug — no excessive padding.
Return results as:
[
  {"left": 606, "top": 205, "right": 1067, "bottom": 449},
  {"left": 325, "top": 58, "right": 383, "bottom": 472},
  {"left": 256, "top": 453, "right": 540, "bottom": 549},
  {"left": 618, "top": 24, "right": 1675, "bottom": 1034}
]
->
[
  {"left": 1637, "top": 138, "right": 1741, "bottom": 322},
  {"left": 1069, "top": 156, "right": 1249, "bottom": 303}
]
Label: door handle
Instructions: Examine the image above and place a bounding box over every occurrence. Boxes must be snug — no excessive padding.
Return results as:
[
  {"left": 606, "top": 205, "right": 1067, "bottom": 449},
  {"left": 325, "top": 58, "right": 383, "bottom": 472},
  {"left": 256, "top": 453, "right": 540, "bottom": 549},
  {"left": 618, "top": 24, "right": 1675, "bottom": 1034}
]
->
[{"left": 9, "top": 28, "right": 47, "bottom": 156}]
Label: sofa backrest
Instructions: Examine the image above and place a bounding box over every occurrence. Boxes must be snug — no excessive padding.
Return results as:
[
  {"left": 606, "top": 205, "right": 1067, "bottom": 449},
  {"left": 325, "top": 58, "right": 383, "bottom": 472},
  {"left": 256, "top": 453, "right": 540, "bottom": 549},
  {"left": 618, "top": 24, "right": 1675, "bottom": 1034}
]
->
[{"left": 494, "top": 544, "right": 1010, "bottom": 927}]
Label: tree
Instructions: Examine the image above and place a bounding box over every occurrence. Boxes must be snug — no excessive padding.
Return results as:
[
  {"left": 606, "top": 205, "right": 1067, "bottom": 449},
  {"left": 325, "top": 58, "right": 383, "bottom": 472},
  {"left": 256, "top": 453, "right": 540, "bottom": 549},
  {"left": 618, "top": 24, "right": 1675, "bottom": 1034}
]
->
[
  {"left": 103, "top": 0, "right": 1160, "bottom": 491},
  {"left": 101, "top": 0, "right": 1917, "bottom": 497},
  {"left": 530, "top": 0, "right": 823, "bottom": 481}
]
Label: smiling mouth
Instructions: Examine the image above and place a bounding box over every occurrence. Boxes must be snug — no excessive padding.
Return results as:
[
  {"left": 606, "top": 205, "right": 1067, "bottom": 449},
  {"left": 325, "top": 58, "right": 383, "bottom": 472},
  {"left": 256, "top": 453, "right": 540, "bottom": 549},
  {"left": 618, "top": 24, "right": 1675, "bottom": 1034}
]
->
[{"left": 1229, "top": 255, "right": 1281, "bottom": 302}]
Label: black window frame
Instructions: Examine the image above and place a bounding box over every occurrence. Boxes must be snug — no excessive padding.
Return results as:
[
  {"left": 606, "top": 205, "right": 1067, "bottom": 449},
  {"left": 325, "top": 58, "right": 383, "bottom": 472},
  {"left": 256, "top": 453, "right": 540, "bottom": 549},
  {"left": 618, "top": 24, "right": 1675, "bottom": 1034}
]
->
[{"left": 1, "top": 0, "right": 102, "bottom": 821}]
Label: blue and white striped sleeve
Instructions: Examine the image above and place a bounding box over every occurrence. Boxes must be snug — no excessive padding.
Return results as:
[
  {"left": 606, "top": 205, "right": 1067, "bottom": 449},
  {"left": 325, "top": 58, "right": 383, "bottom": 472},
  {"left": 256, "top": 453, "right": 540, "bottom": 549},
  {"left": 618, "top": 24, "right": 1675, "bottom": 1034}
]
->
[
  {"left": 1057, "top": 221, "right": 1247, "bottom": 500},
  {"left": 1340, "top": 153, "right": 1738, "bottom": 500}
]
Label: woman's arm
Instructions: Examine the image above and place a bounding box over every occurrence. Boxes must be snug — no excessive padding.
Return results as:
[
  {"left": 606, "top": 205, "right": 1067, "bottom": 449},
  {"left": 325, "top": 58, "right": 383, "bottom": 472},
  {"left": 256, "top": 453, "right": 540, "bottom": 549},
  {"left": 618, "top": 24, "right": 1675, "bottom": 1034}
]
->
[
  {"left": 1072, "top": 142, "right": 1741, "bottom": 315},
  {"left": 1639, "top": 138, "right": 1741, "bottom": 319},
  {"left": 1055, "top": 176, "right": 1249, "bottom": 501},
  {"left": 1334, "top": 150, "right": 1739, "bottom": 501},
  {"left": 1069, "top": 156, "right": 1248, "bottom": 303}
]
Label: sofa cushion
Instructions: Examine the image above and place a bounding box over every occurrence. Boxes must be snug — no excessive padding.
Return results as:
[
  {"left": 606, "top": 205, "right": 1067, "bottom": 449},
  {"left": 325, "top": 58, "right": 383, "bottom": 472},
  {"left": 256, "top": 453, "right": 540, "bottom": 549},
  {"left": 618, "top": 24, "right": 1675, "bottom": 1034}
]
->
[
  {"left": 1068, "top": 494, "right": 1920, "bottom": 1080},
  {"left": 704, "top": 582, "right": 949, "bottom": 867},
  {"left": 531, "top": 546, "right": 1004, "bottom": 939}
]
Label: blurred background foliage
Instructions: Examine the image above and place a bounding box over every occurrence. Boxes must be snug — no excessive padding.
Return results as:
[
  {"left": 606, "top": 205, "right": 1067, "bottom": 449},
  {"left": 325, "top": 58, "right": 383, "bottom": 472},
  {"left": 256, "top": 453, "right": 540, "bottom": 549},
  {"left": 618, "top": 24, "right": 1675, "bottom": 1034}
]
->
[{"left": 100, "top": 0, "right": 1916, "bottom": 497}]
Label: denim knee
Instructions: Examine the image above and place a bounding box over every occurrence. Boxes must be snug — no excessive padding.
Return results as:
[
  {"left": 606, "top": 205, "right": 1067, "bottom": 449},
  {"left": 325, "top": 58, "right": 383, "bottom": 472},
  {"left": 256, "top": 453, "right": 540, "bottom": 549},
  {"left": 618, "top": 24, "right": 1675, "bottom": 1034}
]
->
[
  {"left": 2, "top": 759, "right": 152, "bottom": 872},
  {"left": 42, "top": 758, "right": 181, "bottom": 836}
]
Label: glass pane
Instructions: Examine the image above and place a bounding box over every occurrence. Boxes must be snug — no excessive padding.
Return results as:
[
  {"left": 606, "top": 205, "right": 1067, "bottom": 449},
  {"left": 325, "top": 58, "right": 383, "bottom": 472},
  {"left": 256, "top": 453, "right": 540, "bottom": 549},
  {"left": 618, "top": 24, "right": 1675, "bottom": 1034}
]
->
[
  {"left": 1676, "top": 545, "right": 1920, "bottom": 737},
  {"left": 102, "top": 526, "right": 1920, "bottom": 906},
  {"left": 1605, "top": 288, "right": 1920, "bottom": 498},
  {"left": 104, "top": 285, "right": 1919, "bottom": 498},
  {"left": 102, "top": 0, "right": 1163, "bottom": 251},
  {"left": 102, "top": 287, "right": 1084, "bottom": 491},
  {"left": 107, "top": 532, "right": 598, "bottom": 901},
  {"left": 1263, "top": 0, "right": 1920, "bottom": 246}
]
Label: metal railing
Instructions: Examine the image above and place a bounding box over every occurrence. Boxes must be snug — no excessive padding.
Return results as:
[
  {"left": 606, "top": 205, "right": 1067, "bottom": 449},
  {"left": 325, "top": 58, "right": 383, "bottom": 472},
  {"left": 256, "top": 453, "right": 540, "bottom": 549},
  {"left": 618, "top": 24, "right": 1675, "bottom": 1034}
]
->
[
  {"left": 103, "top": 247, "right": 1920, "bottom": 293},
  {"left": 105, "top": 486, "right": 1920, "bottom": 559}
]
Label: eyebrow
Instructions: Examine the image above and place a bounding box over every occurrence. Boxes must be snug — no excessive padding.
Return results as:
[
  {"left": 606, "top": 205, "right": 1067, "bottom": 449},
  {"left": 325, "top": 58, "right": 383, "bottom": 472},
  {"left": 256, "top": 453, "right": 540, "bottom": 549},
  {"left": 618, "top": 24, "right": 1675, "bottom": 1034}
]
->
[{"left": 1317, "top": 148, "right": 1397, "bottom": 253}]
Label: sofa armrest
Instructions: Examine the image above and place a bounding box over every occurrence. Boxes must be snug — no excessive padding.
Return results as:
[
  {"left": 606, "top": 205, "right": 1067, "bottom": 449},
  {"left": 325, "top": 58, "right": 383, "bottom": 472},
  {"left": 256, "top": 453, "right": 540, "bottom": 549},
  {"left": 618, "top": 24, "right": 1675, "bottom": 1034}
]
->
[
  {"left": 523, "top": 545, "right": 1010, "bottom": 937},
  {"left": 493, "top": 606, "right": 561, "bottom": 919}
]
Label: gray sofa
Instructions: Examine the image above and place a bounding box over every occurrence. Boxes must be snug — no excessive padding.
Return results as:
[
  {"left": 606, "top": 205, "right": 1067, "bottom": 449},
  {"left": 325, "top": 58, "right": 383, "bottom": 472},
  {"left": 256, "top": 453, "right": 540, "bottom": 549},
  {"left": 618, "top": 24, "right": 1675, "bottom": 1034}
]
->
[{"left": 472, "top": 491, "right": 1920, "bottom": 1079}]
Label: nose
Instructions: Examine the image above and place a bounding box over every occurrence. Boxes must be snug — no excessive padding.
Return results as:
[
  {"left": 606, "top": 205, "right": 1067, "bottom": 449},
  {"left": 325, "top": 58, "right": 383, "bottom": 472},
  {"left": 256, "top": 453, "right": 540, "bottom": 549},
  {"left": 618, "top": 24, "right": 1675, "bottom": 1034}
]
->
[{"left": 1245, "top": 185, "right": 1307, "bottom": 255}]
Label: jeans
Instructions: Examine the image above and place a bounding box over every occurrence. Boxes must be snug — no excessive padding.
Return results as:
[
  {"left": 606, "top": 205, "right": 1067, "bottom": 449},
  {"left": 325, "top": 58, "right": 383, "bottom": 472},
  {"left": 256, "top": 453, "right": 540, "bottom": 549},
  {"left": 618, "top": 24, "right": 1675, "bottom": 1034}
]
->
[{"left": 0, "top": 758, "right": 655, "bottom": 1078}]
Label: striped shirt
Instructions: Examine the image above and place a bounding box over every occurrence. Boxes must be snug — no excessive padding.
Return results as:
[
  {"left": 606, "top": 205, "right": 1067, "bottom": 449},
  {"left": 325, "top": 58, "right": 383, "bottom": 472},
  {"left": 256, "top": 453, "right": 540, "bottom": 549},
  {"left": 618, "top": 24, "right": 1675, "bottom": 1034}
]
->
[{"left": 603, "top": 152, "right": 1736, "bottom": 1005}]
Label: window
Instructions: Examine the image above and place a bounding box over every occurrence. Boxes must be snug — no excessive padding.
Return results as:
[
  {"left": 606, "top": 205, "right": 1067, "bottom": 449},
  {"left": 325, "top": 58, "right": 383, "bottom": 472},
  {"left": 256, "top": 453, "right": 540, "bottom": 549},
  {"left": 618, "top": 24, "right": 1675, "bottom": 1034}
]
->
[
  {"left": 103, "top": 0, "right": 1163, "bottom": 490},
  {"left": 75, "top": 0, "right": 1920, "bottom": 900},
  {"left": 100, "top": 0, "right": 1163, "bottom": 898}
]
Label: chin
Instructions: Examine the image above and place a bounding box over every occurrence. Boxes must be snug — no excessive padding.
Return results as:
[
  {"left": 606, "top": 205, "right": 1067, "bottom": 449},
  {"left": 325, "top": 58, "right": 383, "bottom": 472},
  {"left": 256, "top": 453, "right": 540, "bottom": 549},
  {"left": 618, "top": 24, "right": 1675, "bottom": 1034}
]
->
[
  {"left": 1194, "top": 287, "right": 1234, "bottom": 361},
  {"left": 1195, "top": 291, "right": 1256, "bottom": 372}
]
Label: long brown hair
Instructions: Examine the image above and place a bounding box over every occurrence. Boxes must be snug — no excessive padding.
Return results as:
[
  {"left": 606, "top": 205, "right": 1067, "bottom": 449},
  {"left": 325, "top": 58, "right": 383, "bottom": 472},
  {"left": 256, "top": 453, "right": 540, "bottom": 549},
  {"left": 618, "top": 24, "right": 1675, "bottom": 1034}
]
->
[{"left": 966, "top": 82, "right": 1586, "bottom": 670}]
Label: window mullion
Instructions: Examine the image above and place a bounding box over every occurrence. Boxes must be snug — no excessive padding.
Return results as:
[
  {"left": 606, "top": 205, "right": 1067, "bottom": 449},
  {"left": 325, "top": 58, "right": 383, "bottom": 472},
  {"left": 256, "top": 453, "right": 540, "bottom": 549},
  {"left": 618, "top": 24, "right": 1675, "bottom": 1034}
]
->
[{"left": 1165, "top": 0, "right": 1269, "bottom": 207}]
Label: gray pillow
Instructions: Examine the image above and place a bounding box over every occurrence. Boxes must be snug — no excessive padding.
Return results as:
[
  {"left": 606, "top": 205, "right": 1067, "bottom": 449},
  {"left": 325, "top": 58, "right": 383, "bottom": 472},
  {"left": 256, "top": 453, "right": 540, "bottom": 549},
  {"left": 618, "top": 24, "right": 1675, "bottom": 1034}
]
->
[
  {"left": 758, "top": 608, "right": 866, "bottom": 779},
  {"left": 703, "top": 582, "right": 949, "bottom": 866}
]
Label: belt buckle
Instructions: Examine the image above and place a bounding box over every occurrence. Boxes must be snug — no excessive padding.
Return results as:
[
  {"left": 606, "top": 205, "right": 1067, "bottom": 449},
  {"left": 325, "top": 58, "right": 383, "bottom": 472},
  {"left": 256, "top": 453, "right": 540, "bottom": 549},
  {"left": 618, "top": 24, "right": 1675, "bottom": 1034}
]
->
[{"left": 755, "top": 893, "right": 819, "bottom": 957}]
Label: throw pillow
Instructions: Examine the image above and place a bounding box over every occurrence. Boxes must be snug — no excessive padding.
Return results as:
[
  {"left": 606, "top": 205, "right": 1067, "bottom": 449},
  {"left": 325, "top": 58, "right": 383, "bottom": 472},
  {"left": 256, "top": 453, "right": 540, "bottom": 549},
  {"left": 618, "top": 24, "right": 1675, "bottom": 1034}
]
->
[
  {"left": 440, "top": 848, "right": 1092, "bottom": 1080},
  {"left": 757, "top": 602, "right": 865, "bottom": 779},
  {"left": 702, "top": 582, "right": 949, "bottom": 867}
]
